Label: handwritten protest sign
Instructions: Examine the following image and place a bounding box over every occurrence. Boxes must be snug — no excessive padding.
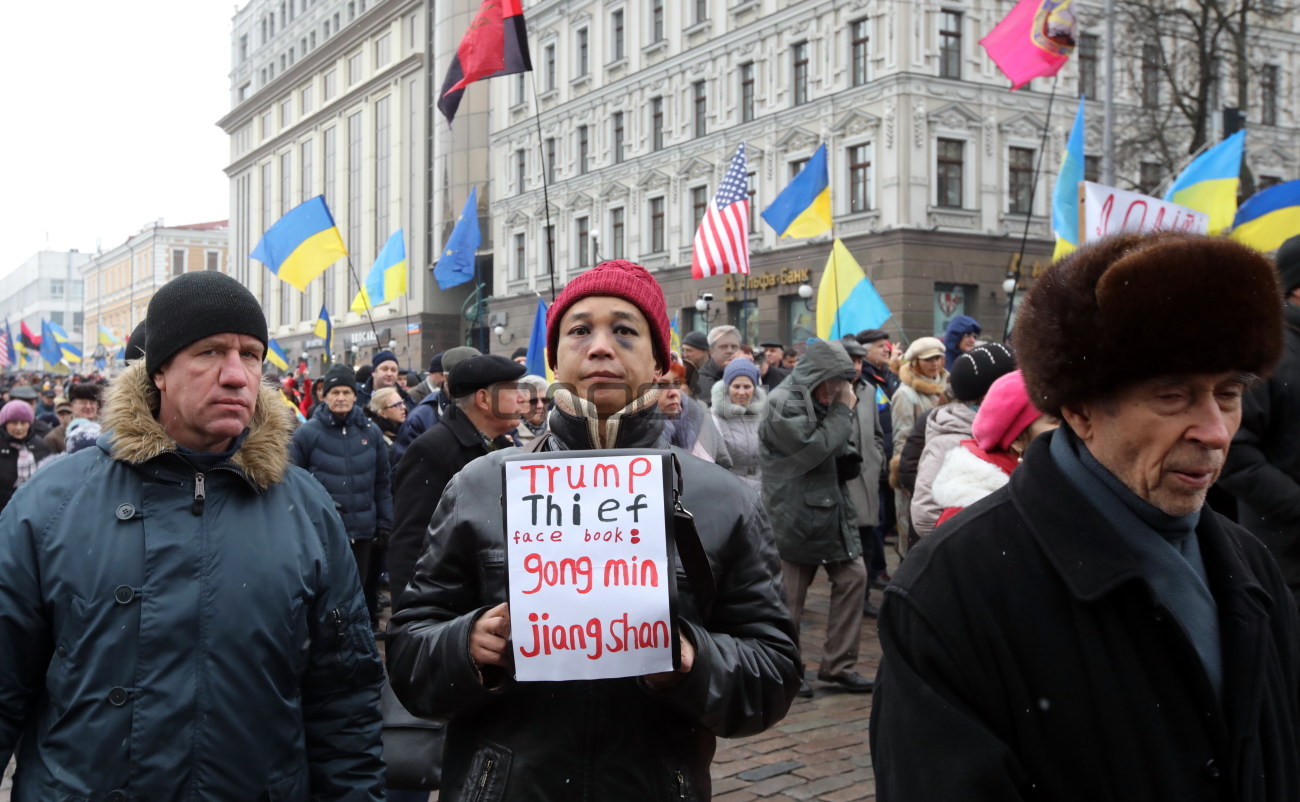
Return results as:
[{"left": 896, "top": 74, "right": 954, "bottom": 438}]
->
[
  {"left": 501, "top": 449, "right": 678, "bottom": 682},
  {"left": 1080, "top": 181, "right": 1209, "bottom": 244}
]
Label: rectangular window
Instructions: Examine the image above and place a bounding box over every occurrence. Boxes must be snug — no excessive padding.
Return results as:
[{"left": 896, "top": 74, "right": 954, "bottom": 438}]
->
[
  {"left": 693, "top": 80, "right": 707, "bottom": 137},
  {"left": 789, "top": 158, "right": 809, "bottom": 180},
  {"left": 375, "top": 32, "right": 391, "bottom": 67},
  {"left": 936, "top": 138, "right": 964, "bottom": 208},
  {"left": 694, "top": 0, "right": 708, "bottom": 23},
  {"left": 323, "top": 126, "right": 337, "bottom": 208},
  {"left": 848, "top": 144, "right": 872, "bottom": 213},
  {"left": 348, "top": 52, "right": 363, "bottom": 85},
  {"left": 691, "top": 186, "right": 709, "bottom": 230},
  {"left": 1079, "top": 34, "right": 1098, "bottom": 99},
  {"left": 612, "top": 9, "right": 625, "bottom": 60},
  {"left": 613, "top": 112, "right": 625, "bottom": 164},
  {"left": 261, "top": 111, "right": 274, "bottom": 139},
  {"left": 1009, "top": 146, "right": 1036, "bottom": 214},
  {"left": 1084, "top": 154, "right": 1101, "bottom": 183},
  {"left": 301, "top": 85, "right": 314, "bottom": 115},
  {"left": 348, "top": 112, "right": 363, "bottom": 300},
  {"left": 792, "top": 42, "right": 809, "bottom": 106},
  {"left": 1141, "top": 44, "right": 1161, "bottom": 108},
  {"left": 747, "top": 171, "right": 758, "bottom": 229},
  {"left": 1138, "top": 162, "right": 1162, "bottom": 195},
  {"left": 545, "top": 137, "right": 557, "bottom": 181},
  {"left": 514, "top": 72, "right": 526, "bottom": 104},
  {"left": 544, "top": 225, "right": 555, "bottom": 276},
  {"left": 649, "top": 197, "right": 665, "bottom": 252},
  {"left": 516, "top": 148, "right": 527, "bottom": 191},
  {"left": 577, "top": 28, "right": 589, "bottom": 76},
  {"left": 1261, "top": 64, "right": 1279, "bottom": 125},
  {"left": 375, "top": 96, "right": 391, "bottom": 244},
  {"left": 933, "top": 283, "right": 972, "bottom": 337},
  {"left": 851, "top": 18, "right": 869, "bottom": 86},
  {"left": 545, "top": 44, "right": 556, "bottom": 91},
  {"left": 652, "top": 0, "right": 665, "bottom": 42},
  {"left": 206, "top": 251, "right": 221, "bottom": 272},
  {"left": 280, "top": 97, "right": 292, "bottom": 126},
  {"left": 740, "top": 62, "right": 755, "bottom": 123},
  {"left": 940, "top": 11, "right": 962, "bottom": 79},
  {"left": 171, "top": 249, "right": 186, "bottom": 277},
  {"left": 280, "top": 151, "right": 293, "bottom": 213},
  {"left": 578, "top": 125, "right": 590, "bottom": 174},
  {"left": 576, "top": 216, "right": 590, "bottom": 268},
  {"left": 301, "top": 139, "right": 314, "bottom": 200},
  {"left": 239, "top": 34, "right": 249, "bottom": 63},
  {"left": 513, "top": 233, "right": 526, "bottom": 280},
  {"left": 611, "top": 208, "right": 625, "bottom": 258},
  {"left": 651, "top": 97, "right": 664, "bottom": 151},
  {"left": 324, "top": 70, "right": 337, "bottom": 100}
]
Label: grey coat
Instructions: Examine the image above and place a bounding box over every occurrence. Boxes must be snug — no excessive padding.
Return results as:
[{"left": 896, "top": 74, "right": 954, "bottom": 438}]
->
[
  {"left": 759, "top": 339, "right": 862, "bottom": 565},
  {"left": 845, "top": 378, "right": 887, "bottom": 529},
  {"left": 711, "top": 380, "right": 767, "bottom": 496}
]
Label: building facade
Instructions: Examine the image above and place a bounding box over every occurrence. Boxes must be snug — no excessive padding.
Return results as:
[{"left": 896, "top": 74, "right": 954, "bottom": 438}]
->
[
  {"left": 484, "top": 0, "right": 1300, "bottom": 353},
  {"left": 0, "top": 251, "right": 89, "bottom": 369},
  {"left": 219, "top": 0, "right": 499, "bottom": 375},
  {"left": 78, "top": 221, "right": 230, "bottom": 363}
]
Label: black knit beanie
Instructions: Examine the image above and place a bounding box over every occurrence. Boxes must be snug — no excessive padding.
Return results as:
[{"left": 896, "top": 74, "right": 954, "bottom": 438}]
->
[
  {"left": 322, "top": 363, "right": 357, "bottom": 395},
  {"left": 145, "top": 272, "right": 268, "bottom": 376},
  {"left": 125, "top": 320, "right": 148, "bottom": 363},
  {"left": 948, "top": 343, "right": 1017, "bottom": 402}
]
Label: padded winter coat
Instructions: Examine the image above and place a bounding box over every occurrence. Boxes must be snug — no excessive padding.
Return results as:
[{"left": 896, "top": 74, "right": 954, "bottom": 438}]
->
[
  {"left": 909, "top": 402, "right": 978, "bottom": 539},
  {"left": 0, "top": 362, "right": 384, "bottom": 800},
  {"left": 710, "top": 381, "right": 767, "bottom": 495},
  {"left": 290, "top": 402, "right": 394, "bottom": 541}
]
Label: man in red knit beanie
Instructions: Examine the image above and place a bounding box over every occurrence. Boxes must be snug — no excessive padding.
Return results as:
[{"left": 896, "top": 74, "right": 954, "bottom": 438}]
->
[{"left": 388, "top": 260, "right": 800, "bottom": 801}]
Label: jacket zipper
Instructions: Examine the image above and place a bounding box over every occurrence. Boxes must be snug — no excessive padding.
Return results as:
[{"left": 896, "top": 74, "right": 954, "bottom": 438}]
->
[
  {"left": 675, "top": 770, "right": 688, "bottom": 799},
  {"left": 471, "top": 757, "right": 494, "bottom": 802},
  {"left": 191, "top": 472, "right": 206, "bottom": 516}
]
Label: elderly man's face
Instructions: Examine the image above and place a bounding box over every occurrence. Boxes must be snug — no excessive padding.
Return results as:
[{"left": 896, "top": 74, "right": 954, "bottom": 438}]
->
[
  {"left": 154, "top": 333, "right": 263, "bottom": 452},
  {"left": 709, "top": 332, "right": 741, "bottom": 368},
  {"left": 554, "top": 296, "right": 658, "bottom": 416},
  {"left": 1064, "top": 371, "right": 1249, "bottom": 517},
  {"left": 680, "top": 344, "right": 707, "bottom": 368},
  {"left": 71, "top": 398, "right": 98, "bottom": 420}
]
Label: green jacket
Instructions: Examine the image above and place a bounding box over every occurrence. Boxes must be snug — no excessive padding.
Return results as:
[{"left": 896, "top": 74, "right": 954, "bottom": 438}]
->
[{"left": 759, "top": 339, "right": 862, "bottom": 564}]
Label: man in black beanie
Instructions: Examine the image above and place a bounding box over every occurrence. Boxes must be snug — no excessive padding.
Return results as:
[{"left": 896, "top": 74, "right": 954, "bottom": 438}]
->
[
  {"left": 1219, "top": 233, "right": 1300, "bottom": 608},
  {"left": 0, "top": 270, "right": 384, "bottom": 798}
]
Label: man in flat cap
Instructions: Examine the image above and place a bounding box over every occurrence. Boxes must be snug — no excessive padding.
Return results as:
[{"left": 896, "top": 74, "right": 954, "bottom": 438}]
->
[
  {"left": 758, "top": 341, "right": 789, "bottom": 391},
  {"left": 0, "top": 270, "right": 384, "bottom": 799},
  {"left": 388, "top": 353, "right": 526, "bottom": 601},
  {"left": 870, "top": 232, "right": 1299, "bottom": 800}
]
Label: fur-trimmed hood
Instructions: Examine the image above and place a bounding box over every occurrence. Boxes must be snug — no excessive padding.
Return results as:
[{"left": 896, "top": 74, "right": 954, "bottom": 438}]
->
[
  {"left": 99, "top": 361, "right": 295, "bottom": 490},
  {"left": 711, "top": 379, "right": 767, "bottom": 419},
  {"left": 899, "top": 362, "right": 948, "bottom": 399}
]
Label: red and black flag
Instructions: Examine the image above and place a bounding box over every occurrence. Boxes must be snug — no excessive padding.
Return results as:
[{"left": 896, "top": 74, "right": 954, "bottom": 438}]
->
[
  {"left": 19, "top": 320, "right": 40, "bottom": 350},
  {"left": 437, "top": 0, "right": 532, "bottom": 125}
]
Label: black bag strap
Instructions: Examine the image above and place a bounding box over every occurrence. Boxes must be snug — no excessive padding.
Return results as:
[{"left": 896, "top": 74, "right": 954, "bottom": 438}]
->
[{"left": 670, "top": 453, "right": 716, "bottom": 620}]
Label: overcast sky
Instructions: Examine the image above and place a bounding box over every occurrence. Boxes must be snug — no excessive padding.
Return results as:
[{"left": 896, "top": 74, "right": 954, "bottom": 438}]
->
[{"left": 0, "top": 0, "right": 236, "bottom": 277}]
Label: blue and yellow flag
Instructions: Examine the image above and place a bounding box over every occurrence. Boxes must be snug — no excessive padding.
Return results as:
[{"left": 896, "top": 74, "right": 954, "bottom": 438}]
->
[
  {"left": 352, "top": 230, "right": 407, "bottom": 312},
  {"left": 434, "top": 188, "right": 481, "bottom": 290},
  {"left": 1052, "top": 97, "right": 1086, "bottom": 261},
  {"left": 314, "top": 305, "right": 333, "bottom": 356},
  {"left": 266, "top": 338, "right": 290, "bottom": 371},
  {"left": 97, "top": 324, "right": 120, "bottom": 347},
  {"left": 762, "top": 144, "right": 832, "bottom": 238},
  {"left": 1164, "top": 130, "right": 1245, "bottom": 235},
  {"left": 251, "top": 195, "right": 348, "bottom": 291},
  {"left": 1231, "top": 179, "right": 1300, "bottom": 253},
  {"left": 42, "top": 319, "right": 82, "bottom": 364},
  {"left": 523, "top": 297, "right": 553, "bottom": 382},
  {"left": 669, "top": 313, "right": 682, "bottom": 355},
  {"left": 816, "top": 239, "right": 891, "bottom": 339}
]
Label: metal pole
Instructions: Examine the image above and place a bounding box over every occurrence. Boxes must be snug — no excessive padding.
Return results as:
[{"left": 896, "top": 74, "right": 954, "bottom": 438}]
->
[
  {"left": 1102, "top": 0, "right": 1116, "bottom": 184},
  {"left": 1004, "top": 76, "right": 1060, "bottom": 342},
  {"left": 530, "top": 72, "right": 557, "bottom": 302}
]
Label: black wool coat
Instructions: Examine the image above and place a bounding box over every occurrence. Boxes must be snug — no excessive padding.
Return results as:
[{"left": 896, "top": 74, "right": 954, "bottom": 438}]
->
[{"left": 870, "top": 432, "right": 1300, "bottom": 802}]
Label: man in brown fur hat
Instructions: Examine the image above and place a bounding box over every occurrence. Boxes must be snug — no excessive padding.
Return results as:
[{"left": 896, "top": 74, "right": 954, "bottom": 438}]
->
[{"left": 870, "top": 232, "right": 1298, "bottom": 801}]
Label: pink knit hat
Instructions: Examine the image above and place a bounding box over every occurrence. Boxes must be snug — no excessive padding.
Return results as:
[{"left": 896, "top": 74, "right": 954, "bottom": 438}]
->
[
  {"left": 0, "top": 399, "right": 34, "bottom": 427},
  {"left": 971, "top": 370, "right": 1043, "bottom": 452},
  {"left": 546, "top": 260, "right": 671, "bottom": 372}
]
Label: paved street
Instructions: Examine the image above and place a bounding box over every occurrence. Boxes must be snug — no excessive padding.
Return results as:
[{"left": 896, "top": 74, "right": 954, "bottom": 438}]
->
[{"left": 2, "top": 561, "right": 885, "bottom": 801}]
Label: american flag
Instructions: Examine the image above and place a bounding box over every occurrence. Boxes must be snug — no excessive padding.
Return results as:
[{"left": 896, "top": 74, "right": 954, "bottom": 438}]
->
[
  {"left": 0, "top": 328, "right": 12, "bottom": 369},
  {"left": 692, "top": 143, "right": 750, "bottom": 278}
]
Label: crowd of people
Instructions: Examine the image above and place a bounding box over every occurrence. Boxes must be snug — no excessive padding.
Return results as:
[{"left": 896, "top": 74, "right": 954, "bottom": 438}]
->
[{"left": 1, "top": 232, "right": 1299, "bottom": 801}]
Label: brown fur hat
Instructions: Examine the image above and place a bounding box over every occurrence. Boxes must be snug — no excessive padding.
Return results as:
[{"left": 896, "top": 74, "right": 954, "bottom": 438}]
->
[{"left": 1014, "top": 232, "right": 1285, "bottom": 417}]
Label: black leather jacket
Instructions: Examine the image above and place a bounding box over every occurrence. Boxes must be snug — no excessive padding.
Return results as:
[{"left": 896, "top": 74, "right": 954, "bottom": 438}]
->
[{"left": 386, "top": 395, "right": 801, "bottom": 802}]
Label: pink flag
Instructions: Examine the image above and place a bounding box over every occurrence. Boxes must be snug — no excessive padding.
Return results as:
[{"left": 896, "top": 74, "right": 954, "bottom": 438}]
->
[{"left": 980, "top": 0, "right": 1077, "bottom": 90}]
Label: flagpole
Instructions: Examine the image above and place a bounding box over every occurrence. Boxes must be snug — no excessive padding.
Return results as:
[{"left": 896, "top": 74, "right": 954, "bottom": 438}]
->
[
  {"left": 1005, "top": 74, "right": 1060, "bottom": 342},
  {"left": 529, "top": 71, "right": 557, "bottom": 301},
  {"left": 344, "top": 256, "right": 383, "bottom": 351}
]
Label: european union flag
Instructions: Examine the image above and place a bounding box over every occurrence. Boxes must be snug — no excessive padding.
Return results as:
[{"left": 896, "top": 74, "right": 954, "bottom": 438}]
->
[
  {"left": 251, "top": 196, "right": 349, "bottom": 291},
  {"left": 434, "top": 187, "right": 481, "bottom": 290}
]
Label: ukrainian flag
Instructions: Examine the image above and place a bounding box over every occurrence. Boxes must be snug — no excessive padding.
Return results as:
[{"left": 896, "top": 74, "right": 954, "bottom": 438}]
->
[
  {"left": 1164, "top": 130, "right": 1246, "bottom": 235},
  {"left": 1052, "top": 98, "right": 1086, "bottom": 261},
  {"left": 98, "top": 324, "right": 120, "bottom": 347},
  {"left": 762, "top": 144, "right": 832, "bottom": 238},
  {"left": 352, "top": 229, "right": 407, "bottom": 312},
  {"left": 669, "top": 313, "right": 682, "bottom": 355},
  {"left": 523, "top": 297, "right": 553, "bottom": 382},
  {"left": 816, "top": 238, "right": 892, "bottom": 339},
  {"left": 44, "top": 319, "right": 82, "bottom": 363},
  {"left": 267, "top": 338, "right": 290, "bottom": 371},
  {"left": 251, "top": 196, "right": 348, "bottom": 291},
  {"left": 314, "top": 305, "right": 333, "bottom": 357},
  {"left": 1231, "top": 179, "right": 1300, "bottom": 253}
]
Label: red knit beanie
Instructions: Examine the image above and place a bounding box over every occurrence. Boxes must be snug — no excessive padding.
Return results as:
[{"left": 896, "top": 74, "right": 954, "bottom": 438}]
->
[{"left": 546, "top": 260, "right": 671, "bottom": 372}]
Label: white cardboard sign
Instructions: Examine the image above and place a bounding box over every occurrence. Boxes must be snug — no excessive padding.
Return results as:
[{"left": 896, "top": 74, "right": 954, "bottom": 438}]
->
[
  {"left": 1081, "top": 181, "right": 1209, "bottom": 243},
  {"left": 501, "top": 449, "right": 677, "bottom": 682}
]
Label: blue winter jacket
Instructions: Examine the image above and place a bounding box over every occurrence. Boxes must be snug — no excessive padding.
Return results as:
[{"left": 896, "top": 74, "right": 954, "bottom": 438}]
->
[
  {"left": 943, "top": 315, "right": 982, "bottom": 369},
  {"left": 290, "top": 402, "right": 394, "bottom": 541},
  {"left": 0, "top": 363, "right": 385, "bottom": 800}
]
